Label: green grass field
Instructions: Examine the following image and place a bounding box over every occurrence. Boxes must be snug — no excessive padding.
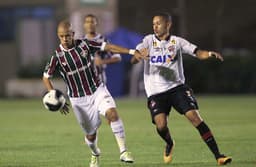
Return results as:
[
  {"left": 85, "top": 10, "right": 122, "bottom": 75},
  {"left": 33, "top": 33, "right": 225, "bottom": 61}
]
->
[{"left": 0, "top": 95, "right": 255, "bottom": 167}]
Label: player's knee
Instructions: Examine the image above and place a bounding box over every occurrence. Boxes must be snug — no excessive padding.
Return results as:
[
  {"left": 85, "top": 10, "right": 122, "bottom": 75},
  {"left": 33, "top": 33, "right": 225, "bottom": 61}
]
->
[
  {"left": 80, "top": 121, "right": 87, "bottom": 130},
  {"left": 155, "top": 121, "right": 167, "bottom": 131},
  {"left": 86, "top": 134, "right": 96, "bottom": 142},
  {"left": 185, "top": 110, "right": 203, "bottom": 127},
  {"left": 106, "top": 108, "right": 119, "bottom": 122},
  {"left": 154, "top": 116, "right": 167, "bottom": 130},
  {"left": 188, "top": 115, "right": 202, "bottom": 127}
]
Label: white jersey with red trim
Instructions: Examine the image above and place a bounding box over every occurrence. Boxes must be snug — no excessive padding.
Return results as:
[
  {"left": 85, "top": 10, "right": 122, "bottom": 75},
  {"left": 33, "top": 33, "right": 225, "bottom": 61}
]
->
[{"left": 136, "top": 34, "right": 197, "bottom": 97}]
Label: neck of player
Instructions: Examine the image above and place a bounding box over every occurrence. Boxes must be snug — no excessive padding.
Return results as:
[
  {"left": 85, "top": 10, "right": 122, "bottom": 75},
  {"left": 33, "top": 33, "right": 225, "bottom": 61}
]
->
[
  {"left": 86, "top": 32, "right": 97, "bottom": 39},
  {"left": 158, "top": 32, "right": 170, "bottom": 41}
]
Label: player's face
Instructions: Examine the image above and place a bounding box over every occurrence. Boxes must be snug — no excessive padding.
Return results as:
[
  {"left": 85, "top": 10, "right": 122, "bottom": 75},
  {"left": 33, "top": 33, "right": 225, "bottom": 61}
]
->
[
  {"left": 84, "top": 16, "right": 97, "bottom": 34},
  {"left": 153, "top": 16, "right": 171, "bottom": 39},
  {"left": 57, "top": 27, "right": 74, "bottom": 49}
]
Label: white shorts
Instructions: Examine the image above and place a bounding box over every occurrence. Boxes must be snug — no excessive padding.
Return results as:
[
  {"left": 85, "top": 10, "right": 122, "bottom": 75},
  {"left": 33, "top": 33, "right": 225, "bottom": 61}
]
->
[{"left": 69, "top": 84, "right": 116, "bottom": 135}]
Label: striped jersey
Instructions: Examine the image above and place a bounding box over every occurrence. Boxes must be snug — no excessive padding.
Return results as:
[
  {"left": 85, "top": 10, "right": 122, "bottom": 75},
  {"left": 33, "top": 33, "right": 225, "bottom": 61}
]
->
[
  {"left": 84, "top": 33, "right": 121, "bottom": 84},
  {"left": 43, "top": 39, "right": 106, "bottom": 97},
  {"left": 136, "top": 34, "right": 197, "bottom": 97}
]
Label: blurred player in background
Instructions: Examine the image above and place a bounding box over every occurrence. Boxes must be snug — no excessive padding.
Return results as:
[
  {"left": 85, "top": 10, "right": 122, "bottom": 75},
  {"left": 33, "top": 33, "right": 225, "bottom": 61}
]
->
[
  {"left": 42, "top": 20, "right": 143, "bottom": 167},
  {"left": 83, "top": 13, "right": 133, "bottom": 161},
  {"left": 83, "top": 14, "right": 121, "bottom": 84},
  {"left": 132, "top": 12, "right": 232, "bottom": 165}
]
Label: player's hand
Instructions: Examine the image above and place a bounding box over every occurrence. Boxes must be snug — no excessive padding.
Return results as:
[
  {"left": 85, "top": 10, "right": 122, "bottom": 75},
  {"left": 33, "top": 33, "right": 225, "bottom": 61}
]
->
[
  {"left": 209, "top": 51, "right": 224, "bottom": 62},
  {"left": 94, "top": 55, "right": 103, "bottom": 66},
  {"left": 139, "top": 48, "right": 149, "bottom": 58},
  {"left": 134, "top": 49, "right": 149, "bottom": 61},
  {"left": 60, "top": 102, "right": 69, "bottom": 115}
]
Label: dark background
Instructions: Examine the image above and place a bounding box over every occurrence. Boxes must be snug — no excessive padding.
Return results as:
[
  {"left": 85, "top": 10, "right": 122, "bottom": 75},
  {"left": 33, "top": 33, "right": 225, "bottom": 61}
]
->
[{"left": 0, "top": 0, "right": 255, "bottom": 96}]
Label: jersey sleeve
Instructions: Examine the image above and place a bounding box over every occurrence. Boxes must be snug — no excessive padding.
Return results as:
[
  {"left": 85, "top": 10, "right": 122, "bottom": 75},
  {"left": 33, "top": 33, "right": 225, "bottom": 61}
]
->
[
  {"left": 97, "top": 38, "right": 121, "bottom": 60},
  {"left": 178, "top": 37, "right": 197, "bottom": 57},
  {"left": 85, "top": 39, "right": 106, "bottom": 52},
  {"left": 43, "top": 55, "right": 59, "bottom": 78},
  {"left": 136, "top": 35, "right": 150, "bottom": 50},
  {"left": 111, "top": 53, "right": 121, "bottom": 59},
  {"left": 102, "top": 38, "right": 121, "bottom": 59}
]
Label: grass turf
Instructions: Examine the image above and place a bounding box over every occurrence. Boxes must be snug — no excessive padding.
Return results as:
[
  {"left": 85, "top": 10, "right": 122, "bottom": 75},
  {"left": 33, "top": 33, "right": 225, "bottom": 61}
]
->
[{"left": 0, "top": 95, "right": 255, "bottom": 167}]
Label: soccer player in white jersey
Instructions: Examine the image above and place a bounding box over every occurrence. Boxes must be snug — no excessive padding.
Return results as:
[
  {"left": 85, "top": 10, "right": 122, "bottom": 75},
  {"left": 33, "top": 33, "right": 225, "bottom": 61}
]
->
[
  {"left": 42, "top": 20, "right": 143, "bottom": 167},
  {"left": 83, "top": 14, "right": 121, "bottom": 84},
  {"left": 132, "top": 12, "right": 232, "bottom": 165}
]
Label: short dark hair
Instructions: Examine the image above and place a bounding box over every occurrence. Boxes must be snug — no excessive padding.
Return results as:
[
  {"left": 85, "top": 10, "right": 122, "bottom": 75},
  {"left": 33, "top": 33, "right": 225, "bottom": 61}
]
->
[
  {"left": 153, "top": 12, "right": 172, "bottom": 22},
  {"left": 84, "top": 14, "right": 98, "bottom": 23}
]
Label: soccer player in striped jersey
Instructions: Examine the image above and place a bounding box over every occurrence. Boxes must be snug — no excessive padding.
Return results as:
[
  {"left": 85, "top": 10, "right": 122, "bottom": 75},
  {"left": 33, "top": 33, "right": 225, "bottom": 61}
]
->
[
  {"left": 83, "top": 13, "right": 132, "bottom": 161},
  {"left": 83, "top": 14, "right": 121, "bottom": 84},
  {"left": 131, "top": 12, "right": 232, "bottom": 165},
  {"left": 42, "top": 20, "right": 143, "bottom": 167}
]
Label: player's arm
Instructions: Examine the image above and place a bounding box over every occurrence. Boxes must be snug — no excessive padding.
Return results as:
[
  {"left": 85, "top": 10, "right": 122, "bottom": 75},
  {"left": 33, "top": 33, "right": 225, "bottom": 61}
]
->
[
  {"left": 104, "top": 55, "right": 121, "bottom": 64},
  {"left": 131, "top": 56, "right": 139, "bottom": 64},
  {"left": 42, "top": 55, "right": 57, "bottom": 91},
  {"left": 195, "top": 49, "right": 224, "bottom": 61},
  {"left": 42, "top": 55, "right": 69, "bottom": 114},
  {"left": 131, "top": 48, "right": 148, "bottom": 64},
  {"left": 178, "top": 36, "right": 224, "bottom": 61},
  {"left": 100, "top": 38, "right": 122, "bottom": 65},
  {"left": 42, "top": 76, "right": 54, "bottom": 91},
  {"left": 95, "top": 57, "right": 121, "bottom": 65},
  {"left": 86, "top": 39, "right": 147, "bottom": 61},
  {"left": 131, "top": 40, "right": 149, "bottom": 64},
  {"left": 94, "top": 53, "right": 121, "bottom": 66},
  {"left": 103, "top": 43, "right": 146, "bottom": 61}
]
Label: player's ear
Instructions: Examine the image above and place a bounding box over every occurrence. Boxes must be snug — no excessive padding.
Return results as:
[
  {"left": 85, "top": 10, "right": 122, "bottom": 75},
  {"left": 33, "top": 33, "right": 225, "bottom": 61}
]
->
[
  {"left": 95, "top": 17, "right": 99, "bottom": 26},
  {"left": 167, "top": 21, "right": 172, "bottom": 30},
  {"left": 95, "top": 20, "right": 99, "bottom": 26},
  {"left": 71, "top": 31, "right": 75, "bottom": 37}
]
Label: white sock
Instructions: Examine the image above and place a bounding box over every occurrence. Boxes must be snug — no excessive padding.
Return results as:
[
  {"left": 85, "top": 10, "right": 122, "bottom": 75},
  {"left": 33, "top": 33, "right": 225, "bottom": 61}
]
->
[
  {"left": 84, "top": 135, "right": 100, "bottom": 156},
  {"left": 110, "top": 119, "right": 127, "bottom": 153}
]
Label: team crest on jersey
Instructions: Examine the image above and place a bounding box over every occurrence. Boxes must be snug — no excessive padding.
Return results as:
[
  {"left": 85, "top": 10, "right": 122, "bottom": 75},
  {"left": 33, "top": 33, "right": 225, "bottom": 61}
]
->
[
  {"left": 153, "top": 41, "right": 161, "bottom": 51},
  {"left": 168, "top": 45, "right": 175, "bottom": 52},
  {"left": 80, "top": 50, "right": 89, "bottom": 58},
  {"left": 170, "top": 39, "right": 176, "bottom": 45},
  {"left": 153, "top": 41, "right": 157, "bottom": 47}
]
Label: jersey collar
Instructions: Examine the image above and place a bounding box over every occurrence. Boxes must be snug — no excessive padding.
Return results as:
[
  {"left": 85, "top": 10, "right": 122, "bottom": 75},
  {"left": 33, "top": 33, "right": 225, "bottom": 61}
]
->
[
  {"left": 59, "top": 43, "right": 75, "bottom": 52},
  {"left": 84, "top": 33, "right": 101, "bottom": 40},
  {"left": 154, "top": 34, "right": 171, "bottom": 42}
]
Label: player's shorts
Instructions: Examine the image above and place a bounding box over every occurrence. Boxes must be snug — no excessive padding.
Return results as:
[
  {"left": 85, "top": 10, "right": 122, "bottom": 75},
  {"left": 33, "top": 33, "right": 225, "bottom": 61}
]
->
[
  {"left": 69, "top": 84, "right": 116, "bottom": 135},
  {"left": 147, "top": 84, "right": 199, "bottom": 124}
]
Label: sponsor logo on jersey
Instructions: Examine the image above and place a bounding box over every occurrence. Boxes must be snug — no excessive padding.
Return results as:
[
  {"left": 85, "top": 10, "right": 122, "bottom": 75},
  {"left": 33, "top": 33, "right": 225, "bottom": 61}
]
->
[
  {"left": 150, "top": 54, "right": 177, "bottom": 63},
  {"left": 171, "top": 39, "right": 176, "bottom": 45},
  {"left": 61, "top": 62, "right": 67, "bottom": 66},
  {"left": 154, "top": 47, "right": 162, "bottom": 52}
]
